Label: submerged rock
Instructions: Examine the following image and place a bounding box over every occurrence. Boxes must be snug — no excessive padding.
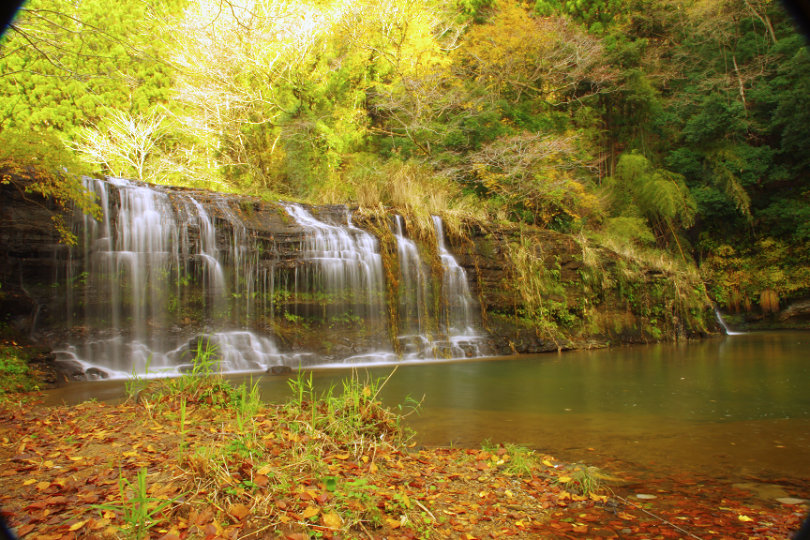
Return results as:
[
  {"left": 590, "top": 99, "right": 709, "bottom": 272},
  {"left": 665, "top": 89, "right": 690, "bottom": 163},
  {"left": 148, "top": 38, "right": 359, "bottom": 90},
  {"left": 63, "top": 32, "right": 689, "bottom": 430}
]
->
[{"left": 267, "top": 365, "right": 292, "bottom": 375}]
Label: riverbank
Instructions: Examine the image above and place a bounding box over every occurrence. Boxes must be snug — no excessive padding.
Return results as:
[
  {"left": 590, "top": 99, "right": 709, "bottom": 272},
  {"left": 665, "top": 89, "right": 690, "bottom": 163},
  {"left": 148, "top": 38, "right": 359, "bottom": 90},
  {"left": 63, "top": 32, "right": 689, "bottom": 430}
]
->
[{"left": 1, "top": 372, "right": 805, "bottom": 539}]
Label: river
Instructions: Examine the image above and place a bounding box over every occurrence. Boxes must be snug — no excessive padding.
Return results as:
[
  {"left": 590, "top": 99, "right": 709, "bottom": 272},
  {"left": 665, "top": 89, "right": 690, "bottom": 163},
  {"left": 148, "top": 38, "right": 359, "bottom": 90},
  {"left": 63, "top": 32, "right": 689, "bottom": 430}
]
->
[{"left": 43, "top": 331, "right": 810, "bottom": 497}]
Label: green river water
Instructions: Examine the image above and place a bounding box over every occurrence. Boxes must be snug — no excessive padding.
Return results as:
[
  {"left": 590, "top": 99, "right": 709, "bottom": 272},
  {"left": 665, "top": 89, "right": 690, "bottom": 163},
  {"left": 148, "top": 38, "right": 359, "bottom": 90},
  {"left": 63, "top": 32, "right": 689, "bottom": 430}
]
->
[{"left": 46, "top": 331, "right": 810, "bottom": 494}]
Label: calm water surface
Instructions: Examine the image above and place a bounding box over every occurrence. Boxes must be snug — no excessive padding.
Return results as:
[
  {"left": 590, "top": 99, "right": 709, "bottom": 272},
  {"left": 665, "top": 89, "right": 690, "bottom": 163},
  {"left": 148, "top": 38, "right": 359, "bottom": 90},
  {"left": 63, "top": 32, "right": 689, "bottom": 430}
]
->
[{"left": 46, "top": 332, "right": 810, "bottom": 492}]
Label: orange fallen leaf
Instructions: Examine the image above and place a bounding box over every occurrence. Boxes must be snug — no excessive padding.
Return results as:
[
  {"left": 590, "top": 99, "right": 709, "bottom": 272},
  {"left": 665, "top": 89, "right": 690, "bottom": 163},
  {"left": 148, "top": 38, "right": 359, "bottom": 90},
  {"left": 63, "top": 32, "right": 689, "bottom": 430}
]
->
[
  {"left": 301, "top": 506, "right": 319, "bottom": 519},
  {"left": 254, "top": 474, "right": 269, "bottom": 488},
  {"left": 229, "top": 503, "right": 250, "bottom": 521},
  {"left": 321, "top": 512, "right": 341, "bottom": 528}
]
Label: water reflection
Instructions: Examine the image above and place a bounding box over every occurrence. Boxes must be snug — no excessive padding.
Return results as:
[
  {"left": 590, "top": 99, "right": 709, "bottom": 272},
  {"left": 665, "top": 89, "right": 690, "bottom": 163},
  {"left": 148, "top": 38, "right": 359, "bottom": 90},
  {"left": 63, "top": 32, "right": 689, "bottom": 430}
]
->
[{"left": 41, "top": 331, "right": 810, "bottom": 489}]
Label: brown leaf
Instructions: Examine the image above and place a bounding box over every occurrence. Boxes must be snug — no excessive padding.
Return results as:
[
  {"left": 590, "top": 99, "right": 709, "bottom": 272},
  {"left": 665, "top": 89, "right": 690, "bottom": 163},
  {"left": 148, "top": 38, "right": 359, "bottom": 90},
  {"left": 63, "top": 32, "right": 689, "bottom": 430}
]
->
[
  {"left": 229, "top": 503, "right": 250, "bottom": 521},
  {"left": 16, "top": 524, "right": 34, "bottom": 536},
  {"left": 254, "top": 474, "right": 269, "bottom": 488}
]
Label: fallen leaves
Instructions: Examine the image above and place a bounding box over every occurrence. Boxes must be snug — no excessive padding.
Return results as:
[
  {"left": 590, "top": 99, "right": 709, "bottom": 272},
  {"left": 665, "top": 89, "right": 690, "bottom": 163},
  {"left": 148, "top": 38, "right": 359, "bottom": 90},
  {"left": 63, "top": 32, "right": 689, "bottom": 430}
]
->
[{"left": 0, "top": 396, "right": 806, "bottom": 540}]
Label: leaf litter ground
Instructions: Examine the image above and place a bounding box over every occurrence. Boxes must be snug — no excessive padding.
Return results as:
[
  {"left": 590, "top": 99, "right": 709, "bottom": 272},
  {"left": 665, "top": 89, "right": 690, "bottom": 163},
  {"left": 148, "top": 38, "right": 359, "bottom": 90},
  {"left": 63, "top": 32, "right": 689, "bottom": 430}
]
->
[{"left": 0, "top": 380, "right": 806, "bottom": 539}]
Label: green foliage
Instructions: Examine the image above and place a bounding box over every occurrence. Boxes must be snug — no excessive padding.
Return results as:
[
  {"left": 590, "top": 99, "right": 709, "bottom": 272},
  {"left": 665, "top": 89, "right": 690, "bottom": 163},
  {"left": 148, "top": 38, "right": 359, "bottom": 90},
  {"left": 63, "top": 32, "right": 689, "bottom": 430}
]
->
[
  {"left": 604, "top": 152, "right": 696, "bottom": 254},
  {"left": 561, "top": 465, "right": 602, "bottom": 497},
  {"left": 534, "top": 0, "right": 627, "bottom": 31},
  {"left": 701, "top": 238, "right": 810, "bottom": 312},
  {"left": 604, "top": 216, "right": 655, "bottom": 247},
  {"left": 94, "top": 467, "right": 173, "bottom": 539},
  {"left": 0, "top": 0, "right": 179, "bottom": 134},
  {"left": 0, "top": 130, "right": 100, "bottom": 244},
  {"left": 0, "top": 346, "right": 40, "bottom": 398}
]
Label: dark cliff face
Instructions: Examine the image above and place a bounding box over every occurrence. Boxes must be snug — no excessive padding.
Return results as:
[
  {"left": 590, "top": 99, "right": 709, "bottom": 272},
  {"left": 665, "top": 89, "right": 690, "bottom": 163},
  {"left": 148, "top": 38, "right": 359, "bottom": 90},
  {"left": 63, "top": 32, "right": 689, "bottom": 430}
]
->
[
  {"left": 1, "top": 176, "right": 719, "bottom": 380},
  {"left": 446, "top": 225, "right": 716, "bottom": 355}
]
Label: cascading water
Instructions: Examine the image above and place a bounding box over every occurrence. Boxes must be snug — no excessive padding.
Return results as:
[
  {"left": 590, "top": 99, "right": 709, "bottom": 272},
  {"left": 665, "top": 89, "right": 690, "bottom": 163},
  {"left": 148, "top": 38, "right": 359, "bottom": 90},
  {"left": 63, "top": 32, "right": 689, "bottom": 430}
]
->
[
  {"left": 50, "top": 178, "right": 488, "bottom": 378},
  {"left": 57, "top": 178, "right": 296, "bottom": 377},
  {"left": 429, "top": 216, "right": 488, "bottom": 358},
  {"left": 714, "top": 308, "right": 745, "bottom": 335},
  {"left": 63, "top": 177, "right": 179, "bottom": 375},
  {"left": 282, "top": 204, "right": 394, "bottom": 364},
  {"left": 391, "top": 216, "right": 433, "bottom": 355}
]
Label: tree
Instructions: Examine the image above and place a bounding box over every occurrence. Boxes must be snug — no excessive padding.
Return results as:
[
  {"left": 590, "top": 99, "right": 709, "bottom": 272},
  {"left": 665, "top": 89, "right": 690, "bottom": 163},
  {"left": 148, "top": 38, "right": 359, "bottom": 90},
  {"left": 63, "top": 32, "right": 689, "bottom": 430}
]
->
[
  {"left": 0, "top": 129, "right": 99, "bottom": 244},
  {"left": 0, "top": 0, "right": 180, "bottom": 134},
  {"left": 604, "top": 151, "right": 696, "bottom": 255},
  {"left": 72, "top": 108, "right": 168, "bottom": 182}
]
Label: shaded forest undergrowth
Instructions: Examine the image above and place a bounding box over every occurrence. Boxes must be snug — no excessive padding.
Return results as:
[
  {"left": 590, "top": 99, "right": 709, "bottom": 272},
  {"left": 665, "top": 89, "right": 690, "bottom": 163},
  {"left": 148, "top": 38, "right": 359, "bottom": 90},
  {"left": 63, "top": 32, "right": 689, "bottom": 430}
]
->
[{"left": 0, "top": 367, "right": 806, "bottom": 539}]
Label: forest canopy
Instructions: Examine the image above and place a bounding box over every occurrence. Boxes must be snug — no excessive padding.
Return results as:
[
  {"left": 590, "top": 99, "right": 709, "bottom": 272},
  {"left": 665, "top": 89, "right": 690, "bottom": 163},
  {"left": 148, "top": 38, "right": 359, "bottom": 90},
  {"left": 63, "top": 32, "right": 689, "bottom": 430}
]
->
[{"left": 1, "top": 0, "right": 808, "bottom": 310}]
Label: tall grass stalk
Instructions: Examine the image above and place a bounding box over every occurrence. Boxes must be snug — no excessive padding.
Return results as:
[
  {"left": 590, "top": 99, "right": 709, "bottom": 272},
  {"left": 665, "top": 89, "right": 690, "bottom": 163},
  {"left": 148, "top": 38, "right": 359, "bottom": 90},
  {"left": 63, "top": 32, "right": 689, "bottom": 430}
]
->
[{"left": 95, "top": 467, "right": 172, "bottom": 539}]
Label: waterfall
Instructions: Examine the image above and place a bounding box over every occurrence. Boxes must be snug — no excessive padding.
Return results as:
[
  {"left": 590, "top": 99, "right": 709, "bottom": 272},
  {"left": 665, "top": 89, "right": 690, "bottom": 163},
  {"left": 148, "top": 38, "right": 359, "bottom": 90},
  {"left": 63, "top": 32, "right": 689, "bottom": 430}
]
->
[
  {"left": 281, "top": 204, "right": 394, "bottom": 364},
  {"left": 50, "top": 178, "right": 489, "bottom": 378},
  {"left": 384, "top": 214, "right": 488, "bottom": 359},
  {"left": 430, "top": 216, "right": 488, "bottom": 358},
  {"left": 57, "top": 178, "right": 293, "bottom": 378},
  {"left": 714, "top": 308, "right": 745, "bottom": 336},
  {"left": 391, "top": 216, "right": 433, "bottom": 355}
]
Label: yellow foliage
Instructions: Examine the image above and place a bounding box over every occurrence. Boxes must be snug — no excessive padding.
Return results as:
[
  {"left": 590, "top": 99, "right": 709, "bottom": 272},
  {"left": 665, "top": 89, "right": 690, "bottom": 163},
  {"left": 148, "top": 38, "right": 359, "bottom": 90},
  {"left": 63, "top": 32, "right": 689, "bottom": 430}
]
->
[{"left": 452, "top": 0, "right": 609, "bottom": 102}]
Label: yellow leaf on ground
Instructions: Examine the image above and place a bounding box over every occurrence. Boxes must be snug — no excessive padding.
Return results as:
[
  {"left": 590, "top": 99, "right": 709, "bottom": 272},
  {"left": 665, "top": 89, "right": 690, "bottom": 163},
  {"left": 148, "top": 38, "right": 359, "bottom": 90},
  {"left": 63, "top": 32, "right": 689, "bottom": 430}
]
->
[
  {"left": 334, "top": 453, "right": 350, "bottom": 460},
  {"left": 257, "top": 464, "right": 273, "bottom": 476},
  {"left": 23, "top": 479, "right": 36, "bottom": 486},
  {"left": 321, "top": 512, "right": 341, "bottom": 528},
  {"left": 36, "top": 481, "right": 51, "bottom": 491},
  {"left": 738, "top": 514, "right": 754, "bottom": 522},
  {"left": 385, "top": 517, "right": 402, "bottom": 529},
  {"left": 69, "top": 520, "right": 87, "bottom": 531},
  {"left": 557, "top": 476, "right": 572, "bottom": 483},
  {"left": 542, "top": 459, "right": 554, "bottom": 467},
  {"left": 301, "top": 506, "right": 319, "bottom": 519}
]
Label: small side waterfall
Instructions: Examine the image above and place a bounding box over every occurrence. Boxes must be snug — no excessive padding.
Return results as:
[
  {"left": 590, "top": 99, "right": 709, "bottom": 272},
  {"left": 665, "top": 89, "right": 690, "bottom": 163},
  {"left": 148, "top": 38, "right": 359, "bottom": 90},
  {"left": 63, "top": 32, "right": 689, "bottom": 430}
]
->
[
  {"left": 50, "top": 178, "right": 489, "bottom": 378},
  {"left": 714, "top": 308, "right": 745, "bottom": 336}
]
